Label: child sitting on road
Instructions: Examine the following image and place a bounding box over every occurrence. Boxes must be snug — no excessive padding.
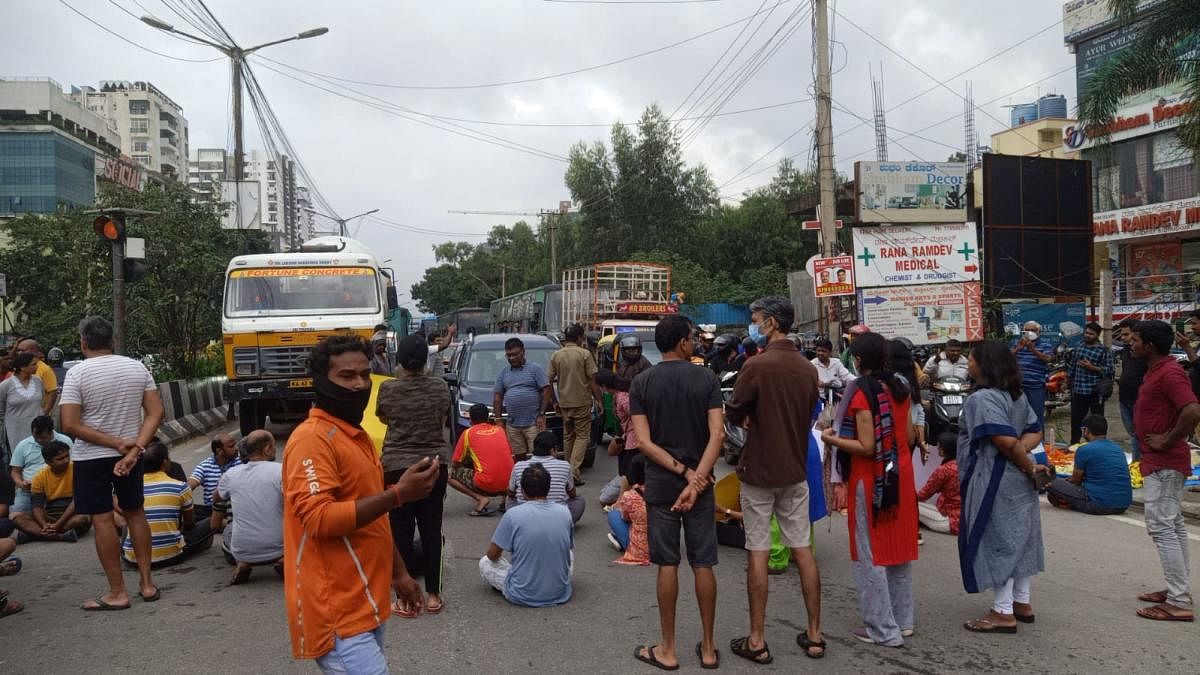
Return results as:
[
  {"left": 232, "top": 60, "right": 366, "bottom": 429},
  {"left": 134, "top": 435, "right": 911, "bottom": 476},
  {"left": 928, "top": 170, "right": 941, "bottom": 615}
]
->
[
  {"left": 916, "top": 431, "right": 961, "bottom": 535},
  {"left": 606, "top": 455, "right": 650, "bottom": 566},
  {"left": 17, "top": 441, "right": 92, "bottom": 543}
]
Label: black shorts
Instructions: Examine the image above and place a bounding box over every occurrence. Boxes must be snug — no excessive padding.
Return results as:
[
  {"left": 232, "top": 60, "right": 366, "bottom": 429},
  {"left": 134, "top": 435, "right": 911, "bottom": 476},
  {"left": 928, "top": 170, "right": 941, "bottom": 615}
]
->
[
  {"left": 72, "top": 456, "right": 145, "bottom": 515},
  {"left": 646, "top": 489, "right": 718, "bottom": 568}
]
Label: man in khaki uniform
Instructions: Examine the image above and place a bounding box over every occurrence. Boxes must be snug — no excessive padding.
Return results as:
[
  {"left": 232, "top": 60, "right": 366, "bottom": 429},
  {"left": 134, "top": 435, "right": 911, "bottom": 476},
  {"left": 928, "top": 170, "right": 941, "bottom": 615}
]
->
[{"left": 549, "top": 324, "right": 599, "bottom": 484}]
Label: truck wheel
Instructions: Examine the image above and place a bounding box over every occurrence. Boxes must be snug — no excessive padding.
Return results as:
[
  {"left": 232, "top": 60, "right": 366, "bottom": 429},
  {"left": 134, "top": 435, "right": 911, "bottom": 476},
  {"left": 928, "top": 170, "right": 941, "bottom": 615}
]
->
[{"left": 238, "top": 400, "right": 266, "bottom": 437}]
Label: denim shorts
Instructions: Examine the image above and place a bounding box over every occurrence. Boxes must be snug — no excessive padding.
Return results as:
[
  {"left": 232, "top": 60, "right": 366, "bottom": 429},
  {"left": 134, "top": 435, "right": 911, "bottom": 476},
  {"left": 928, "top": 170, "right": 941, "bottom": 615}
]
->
[{"left": 316, "top": 626, "right": 387, "bottom": 675}]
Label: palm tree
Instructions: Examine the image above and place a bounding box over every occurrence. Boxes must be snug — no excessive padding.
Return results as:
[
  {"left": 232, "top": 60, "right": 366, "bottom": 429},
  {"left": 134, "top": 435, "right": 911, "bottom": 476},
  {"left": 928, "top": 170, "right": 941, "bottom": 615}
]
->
[{"left": 1078, "top": 0, "right": 1200, "bottom": 152}]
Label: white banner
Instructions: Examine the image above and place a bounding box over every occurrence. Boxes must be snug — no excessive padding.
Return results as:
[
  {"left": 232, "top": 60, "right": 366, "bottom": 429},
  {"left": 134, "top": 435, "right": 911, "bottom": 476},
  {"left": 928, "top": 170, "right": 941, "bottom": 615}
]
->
[
  {"left": 855, "top": 161, "right": 967, "bottom": 223},
  {"left": 857, "top": 282, "right": 985, "bottom": 346},
  {"left": 1062, "top": 85, "right": 1193, "bottom": 151},
  {"left": 1093, "top": 195, "right": 1200, "bottom": 243},
  {"left": 851, "top": 223, "right": 980, "bottom": 288}
]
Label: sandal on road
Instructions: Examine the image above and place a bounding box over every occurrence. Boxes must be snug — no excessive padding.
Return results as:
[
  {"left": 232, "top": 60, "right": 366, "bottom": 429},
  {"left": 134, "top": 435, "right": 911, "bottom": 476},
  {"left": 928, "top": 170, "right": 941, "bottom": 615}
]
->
[
  {"left": 467, "top": 507, "right": 494, "bottom": 517},
  {"left": 694, "top": 642, "right": 719, "bottom": 670},
  {"left": 1137, "top": 604, "right": 1195, "bottom": 622},
  {"left": 81, "top": 597, "right": 131, "bottom": 611},
  {"left": 0, "top": 596, "right": 24, "bottom": 618},
  {"left": 797, "top": 629, "right": 827, "bottom": 659},
  {"left": 730, "top": 636, "right": 773, "bottom": 665},
  {"left": 1013, "top": 602, "right": 1036, "bottom": 624},
  {"left": 964, "top": 617, "right": 1017, "bottom": 634},
  {"left": 0, "top": 557, "right": 21, "bottom": 577},
  {"left": 229, "top": 564, "right": 253, "bottom": 586},
  {"left": 633, "top": 645, "right": 679, "bottom": 671},
  {"left": 1138, "top": 589, "right": 1168, "bottom": 603},
  {"left": 392, "top": 599, "right": 419, "bottom": 619}
]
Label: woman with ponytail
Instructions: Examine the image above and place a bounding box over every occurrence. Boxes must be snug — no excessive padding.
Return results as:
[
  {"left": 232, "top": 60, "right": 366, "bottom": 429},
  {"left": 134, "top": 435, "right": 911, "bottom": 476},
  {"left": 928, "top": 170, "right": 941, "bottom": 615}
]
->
[{"left": 822, "top": 332, "right": 919, "bottom": 647}]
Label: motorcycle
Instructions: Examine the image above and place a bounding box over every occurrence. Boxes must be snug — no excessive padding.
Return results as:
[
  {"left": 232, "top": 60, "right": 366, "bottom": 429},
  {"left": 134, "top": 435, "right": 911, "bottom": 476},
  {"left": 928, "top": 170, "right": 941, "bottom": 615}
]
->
[
  {"left": 720, "top": 370, "right": 747, "bottom": 466},
  {"left": 927, "top": 376, "right": 970, "bottom": 439}
]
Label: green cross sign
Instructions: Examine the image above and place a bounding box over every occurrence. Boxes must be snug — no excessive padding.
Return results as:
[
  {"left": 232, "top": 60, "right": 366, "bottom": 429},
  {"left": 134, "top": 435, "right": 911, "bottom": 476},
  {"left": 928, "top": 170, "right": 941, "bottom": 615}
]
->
[
  {"left": 857, "top": 247, "right": 876, "bottom": 267},
  {"left": 957, "top": 242, "right": 976, "bottom": 260}
]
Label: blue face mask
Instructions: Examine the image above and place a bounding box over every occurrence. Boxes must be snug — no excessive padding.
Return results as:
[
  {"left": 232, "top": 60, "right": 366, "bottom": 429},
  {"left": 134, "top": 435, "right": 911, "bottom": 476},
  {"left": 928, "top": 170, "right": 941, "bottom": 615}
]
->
[{"left": 748, "top": 322, "right": 768, "bottom": 347}]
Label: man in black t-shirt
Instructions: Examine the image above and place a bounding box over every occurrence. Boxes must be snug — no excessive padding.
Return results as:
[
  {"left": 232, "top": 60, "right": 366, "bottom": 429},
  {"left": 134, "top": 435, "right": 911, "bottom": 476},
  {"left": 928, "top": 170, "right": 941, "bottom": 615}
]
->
[
  {"left": 1116, "top": 318, "right": 1148, "bottom": 461},
  {"left": 629, "top": 315, "right": 724, "bottom": 671}
]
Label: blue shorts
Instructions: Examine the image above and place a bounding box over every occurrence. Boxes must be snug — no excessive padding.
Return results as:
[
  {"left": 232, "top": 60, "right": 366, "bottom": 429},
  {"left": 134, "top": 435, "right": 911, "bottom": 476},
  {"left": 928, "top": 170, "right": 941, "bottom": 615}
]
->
[{"left": 316, "top": 626, "right": 387, "bottom": 675}]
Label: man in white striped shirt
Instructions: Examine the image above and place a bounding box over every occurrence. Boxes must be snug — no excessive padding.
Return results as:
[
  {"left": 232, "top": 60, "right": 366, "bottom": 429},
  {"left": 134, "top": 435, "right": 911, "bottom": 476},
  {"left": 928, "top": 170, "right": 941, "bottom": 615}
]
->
[
  {"left": 60, "top": 316, "right": 164, "bottom": 611},
  {"left": 507, "top": 431, "right": 584, "bottom": 523}
]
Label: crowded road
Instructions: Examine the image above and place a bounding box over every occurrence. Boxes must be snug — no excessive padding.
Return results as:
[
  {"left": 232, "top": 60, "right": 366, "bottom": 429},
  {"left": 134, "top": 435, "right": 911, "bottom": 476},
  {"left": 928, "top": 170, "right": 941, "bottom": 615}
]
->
[{"left": 0, "top": 421, "right": 1196, "bottom": 674}]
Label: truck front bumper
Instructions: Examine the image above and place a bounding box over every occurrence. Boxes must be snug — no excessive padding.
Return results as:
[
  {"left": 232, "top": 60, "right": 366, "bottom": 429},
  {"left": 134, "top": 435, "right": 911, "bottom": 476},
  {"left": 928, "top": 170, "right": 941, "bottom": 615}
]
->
[{"left": 223, "top": 377, "right": 315, "bottom": 403}]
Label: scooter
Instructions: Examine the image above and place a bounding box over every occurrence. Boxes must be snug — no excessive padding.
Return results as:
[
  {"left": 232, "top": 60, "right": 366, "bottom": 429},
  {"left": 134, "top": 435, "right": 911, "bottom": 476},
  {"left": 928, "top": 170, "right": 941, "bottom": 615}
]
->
[
  {"left": 720, "top": 370, "right": 747, "bottom": 465},
  {"left": 927, "top": 376, "right": 970, "bottom": 439}
]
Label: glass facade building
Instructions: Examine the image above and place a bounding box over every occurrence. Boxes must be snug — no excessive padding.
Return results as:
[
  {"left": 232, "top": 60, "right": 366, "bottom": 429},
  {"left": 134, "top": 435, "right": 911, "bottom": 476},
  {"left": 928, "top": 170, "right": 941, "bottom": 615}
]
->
[{"left": 0, "top": 131, "right": 97, "bottom": 214}]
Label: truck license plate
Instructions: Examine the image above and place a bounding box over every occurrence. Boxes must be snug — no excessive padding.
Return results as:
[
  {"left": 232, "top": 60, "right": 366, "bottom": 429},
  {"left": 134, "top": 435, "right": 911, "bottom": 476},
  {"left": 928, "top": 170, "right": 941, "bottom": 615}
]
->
[
  {"left": 289, "top": 378, "right": 313, "bottom": 389},
  {"left": 942, "top": 395, "right": 963, "bottom": 405}
]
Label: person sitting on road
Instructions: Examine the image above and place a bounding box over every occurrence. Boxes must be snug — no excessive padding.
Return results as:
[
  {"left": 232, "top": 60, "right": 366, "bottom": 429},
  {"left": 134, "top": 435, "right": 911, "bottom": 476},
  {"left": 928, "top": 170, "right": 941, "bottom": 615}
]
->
[
  {"left": 449, "top": 404, "right": 515, "bottom": 516},
  {"left": 15, "top": 441, "right": 91, "bottom": 543},
  {"left": 605, "top": 454, "right": 650, "bottom": 566},
  {"left": 190, "top": 433, "right": 242, "bottom": 522},
  {"left": 916, "top": 432, "right": 962, "bottom": 535},
  {"left": 216, "top": 429, "right": 284, "bottom": 585},
  {"left": 924, "top": 338, "right": 970, "bottom": 384},
  {"left": 507, "top": 431, "right": 585, "bottom": 523},
  {"left": 1046, "top": 415, "right": 1131, "bottom": 515},
  {"left": 480, "top": 463, "right": 574, "bottom": 607},
  {"left": 812, "top": 337, "right": 854, "bottom": 388},
  {"left": 123, "top": 442, "right": 213, "bottom": 567},
  {"left": 8, "top": 415, "right": 72, "bottom": 532}
]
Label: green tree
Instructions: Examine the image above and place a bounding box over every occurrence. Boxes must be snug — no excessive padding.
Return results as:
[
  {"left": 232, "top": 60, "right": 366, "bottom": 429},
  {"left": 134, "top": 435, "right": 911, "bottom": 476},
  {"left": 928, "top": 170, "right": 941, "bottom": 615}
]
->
[
  {"left": 0, "top": 181, "right": 268, "bottom": 378},
  {"left": 1078, "top": 0, "right": 1200, "bottom": 151}
]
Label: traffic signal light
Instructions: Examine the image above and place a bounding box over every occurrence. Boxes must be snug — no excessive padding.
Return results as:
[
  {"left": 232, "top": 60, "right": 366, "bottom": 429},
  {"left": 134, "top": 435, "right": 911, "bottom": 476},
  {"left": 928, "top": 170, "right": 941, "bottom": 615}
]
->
[
  {"left": 93, "top": 213, "right": 126, "bottom": 242},
  {"left": 122, "top": 259, "right": 146, "bottom": 283}
]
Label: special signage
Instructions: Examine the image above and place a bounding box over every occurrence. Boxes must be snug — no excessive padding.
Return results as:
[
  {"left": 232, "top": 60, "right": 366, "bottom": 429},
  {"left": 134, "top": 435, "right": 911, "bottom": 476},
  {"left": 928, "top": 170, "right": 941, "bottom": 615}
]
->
[
  {"left": 857, "top": 282, "right": 985, "bottom": 346},
  {"left": 855, "top": 162, "right": 967, "bottom": 224},
  {"left": 1093, "top": 195, "right": 1200, "bottom": 242},
  {"left": 615, "top": 302, "right": 678, "bottom": 315},
  {"left": 99, "top": 155, "right": 142, "bottom": 191},
  {"left": 812, "top": 255, "right": 856, "bottom": 298},
  {"left": 851, "top": 223, "right": 980, "bottom": 288},
  {"left": 1062, "top": 85, "right": 1194, "bottom": 151}
]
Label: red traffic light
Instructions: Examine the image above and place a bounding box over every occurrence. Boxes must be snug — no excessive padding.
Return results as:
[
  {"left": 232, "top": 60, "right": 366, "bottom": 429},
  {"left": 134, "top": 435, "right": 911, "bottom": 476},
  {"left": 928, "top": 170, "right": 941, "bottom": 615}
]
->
[{"left": 93, "top": 214, "right": 126, "bottom": 242}]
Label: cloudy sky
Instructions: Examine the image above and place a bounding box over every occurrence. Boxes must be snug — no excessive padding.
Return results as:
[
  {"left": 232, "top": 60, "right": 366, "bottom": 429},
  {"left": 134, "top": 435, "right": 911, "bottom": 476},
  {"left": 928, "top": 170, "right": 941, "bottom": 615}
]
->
[{"left": 10, "top": 0, "right": 1077, "bottom": 313}]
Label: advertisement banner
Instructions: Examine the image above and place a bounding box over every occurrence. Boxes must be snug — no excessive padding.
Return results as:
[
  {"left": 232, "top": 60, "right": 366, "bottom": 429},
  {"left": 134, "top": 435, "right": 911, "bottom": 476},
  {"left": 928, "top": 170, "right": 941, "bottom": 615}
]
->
[
  {"left": 1062, "top": 84, "right": 1194, "bottom": 151},
  {"left": 1063, "top": 0, "right": 1156, "bottom": 41},
  {"left": 855, "top": 161, "right": 967, "bottom": 223},
  {"left": 856, "top": 282, "right": 984, "bottom": 346},
  {"left": 1093, "top": 195, "right": 1200, "bottom": 242},
  {"left": 812, "top": 255, "right": 856, "bottom": 298},
  {"left": 1127, "top": 241, "right": 1183, "bottom": 300},
  {"left": 1001, "top": 303, "right": 1087, "bottom": 348},
  {"left": 851, "top": 223, "right": 980, "bottom": 288},
  {"left": 614, "top": 302, "right": 678, "bottom": 315}
]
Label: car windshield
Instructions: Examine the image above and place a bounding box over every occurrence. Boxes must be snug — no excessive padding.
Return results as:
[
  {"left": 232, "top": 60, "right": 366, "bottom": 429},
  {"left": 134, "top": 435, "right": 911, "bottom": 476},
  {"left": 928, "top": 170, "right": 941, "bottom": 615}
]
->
[
  {"left": 466, "top": 347, "right": 557, "bottom": 387},
  {"left": 225, "top": 266, "right": 380, "bottom": 317}
]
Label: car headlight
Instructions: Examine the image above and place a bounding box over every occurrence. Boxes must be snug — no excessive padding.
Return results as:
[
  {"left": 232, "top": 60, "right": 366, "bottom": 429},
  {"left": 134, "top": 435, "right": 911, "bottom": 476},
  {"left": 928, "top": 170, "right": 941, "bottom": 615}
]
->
[{"left": 458, "top": 400, "right": 477, "bottom": 419}]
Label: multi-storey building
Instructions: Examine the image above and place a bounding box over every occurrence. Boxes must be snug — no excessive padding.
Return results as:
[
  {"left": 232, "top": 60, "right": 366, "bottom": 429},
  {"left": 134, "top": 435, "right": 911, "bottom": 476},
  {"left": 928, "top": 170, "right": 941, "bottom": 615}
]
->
[
  {"left": 187, "top": 147, "right": 310, "bottom": 250},
  {"left": 72, "top": 80, "right": 188, "bottom": 180}
]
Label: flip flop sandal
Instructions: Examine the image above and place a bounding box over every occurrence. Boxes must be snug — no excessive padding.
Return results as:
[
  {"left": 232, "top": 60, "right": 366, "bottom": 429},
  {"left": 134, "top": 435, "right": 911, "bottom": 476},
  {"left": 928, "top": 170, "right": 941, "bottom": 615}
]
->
[
  {"left": 1137, "top": 604, "right": 1195, "bottom": 622},
  {"left": 729, "top": 636, "right": 773, "bottom": 665},
  {"left": 425, "top": 599, "right": 444, "bottom": 615},
  {"left": 467, "top": 507, "right": 495, "bottom": 517},
  {"left": 797, "top": 630, "right": 827, "bottom": 659},
  {"left": 230, "top": 566, "right": 253, "bottom": 586},
  {"left": 0, "top": 557, "right": 21, "bottom": 577},
  {"left": 964, "top": 618, "right": 1018, "bottom": 633},
  {"left": 0, "top": 596, "right": 24, "bottom": 618},
  {"left": 633, "top": 645, "right": 679, "bottom": 671},
  {"left": 82, "top": 597, "right": 131, "bottom": 611},
  {"left": 141, "top": 587, "right": 161, "bottom": 602},
  {"left": 694, "top": 642, "right": 719, "bottom": 670},
  {"left": 1013, "top": 602, "right": 1036, "bottom": 623},
  {"left": 392, "top": 599, "right": 419, "bottom": 619},
  {"left": 1138, "top": 590, "right": 1169, "bottom": 603}
]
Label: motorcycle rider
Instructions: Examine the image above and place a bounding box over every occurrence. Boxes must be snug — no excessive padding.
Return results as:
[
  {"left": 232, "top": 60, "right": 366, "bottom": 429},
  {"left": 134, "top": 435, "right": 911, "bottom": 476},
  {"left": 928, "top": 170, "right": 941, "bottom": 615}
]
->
[
  {"left": 616, "top": 333, "right": 653, "bottom": 386},
  {"left": 731, "top": 337, "right": 758, "bottom": 372},
  {"left": 923, "top": 339, "right": 970, "bottom": 385},
  {"left": 811, "top": 337, "right": 853, "bottom": 387},
  {"left": 708, "top": 334, "right": 739, "bottom": 376}
]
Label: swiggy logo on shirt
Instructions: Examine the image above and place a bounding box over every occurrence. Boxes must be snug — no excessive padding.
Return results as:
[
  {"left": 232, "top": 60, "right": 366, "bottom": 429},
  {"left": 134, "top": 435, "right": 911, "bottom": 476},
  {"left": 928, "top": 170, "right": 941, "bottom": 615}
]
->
[{"left": 302, "top": 458, "right": 320, "bottom": 495}]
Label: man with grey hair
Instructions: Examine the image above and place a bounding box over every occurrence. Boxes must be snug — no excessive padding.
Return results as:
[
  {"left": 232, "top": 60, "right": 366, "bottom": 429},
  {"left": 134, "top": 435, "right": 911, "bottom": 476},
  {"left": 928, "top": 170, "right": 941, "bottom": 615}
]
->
[
  {"left": 60, "top": 316, "right": 164, "bottom": 609},
  {"left": 726, "top": 296, "right": 826, "bottom": 661},
  {"left": 1012, "top": 321, "right": 1055, "bottom": 430},
  {"left": 216, "top": 429, "right": 283, "bottom": 585}
]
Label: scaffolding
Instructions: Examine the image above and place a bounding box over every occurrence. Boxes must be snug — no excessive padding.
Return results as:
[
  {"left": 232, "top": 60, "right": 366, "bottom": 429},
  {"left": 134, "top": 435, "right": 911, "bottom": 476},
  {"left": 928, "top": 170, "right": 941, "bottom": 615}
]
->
[{"left": 561, "top": 263, "right": 672, "bottom": 329}]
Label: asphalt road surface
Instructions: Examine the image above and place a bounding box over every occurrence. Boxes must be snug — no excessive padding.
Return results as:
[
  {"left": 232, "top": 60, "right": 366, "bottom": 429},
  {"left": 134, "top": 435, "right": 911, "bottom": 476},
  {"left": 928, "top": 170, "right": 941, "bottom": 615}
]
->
[{"left": 2, "top": 421, "right": 1198, "bottom": 674}]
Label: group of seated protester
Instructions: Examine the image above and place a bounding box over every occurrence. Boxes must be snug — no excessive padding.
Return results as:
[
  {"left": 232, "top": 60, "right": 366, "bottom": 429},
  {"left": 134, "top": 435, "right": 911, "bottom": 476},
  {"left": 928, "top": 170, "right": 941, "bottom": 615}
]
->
[{"left": 8, "top": 416, "right": 91, "bottom": 544}]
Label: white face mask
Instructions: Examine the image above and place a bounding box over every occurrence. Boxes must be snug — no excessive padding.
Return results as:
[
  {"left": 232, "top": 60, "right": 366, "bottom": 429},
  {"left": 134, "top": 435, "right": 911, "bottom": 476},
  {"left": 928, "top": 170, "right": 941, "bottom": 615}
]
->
[{"left": 1023, "top": 330, "right": 1038, "bottom": 341}]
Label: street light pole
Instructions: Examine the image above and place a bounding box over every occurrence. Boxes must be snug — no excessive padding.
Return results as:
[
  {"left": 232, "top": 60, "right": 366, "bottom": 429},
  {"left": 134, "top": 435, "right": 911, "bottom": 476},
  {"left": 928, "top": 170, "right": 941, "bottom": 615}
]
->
[{"left": 306, "top": 207, "right": 380, "bottom": 237}]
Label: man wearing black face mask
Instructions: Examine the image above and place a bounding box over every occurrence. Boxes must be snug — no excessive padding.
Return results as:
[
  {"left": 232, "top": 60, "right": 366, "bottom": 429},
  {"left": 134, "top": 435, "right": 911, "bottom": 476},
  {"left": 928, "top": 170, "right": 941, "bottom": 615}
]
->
[{"left": 281, "top": 335, "right": 440, "bottom": 672}]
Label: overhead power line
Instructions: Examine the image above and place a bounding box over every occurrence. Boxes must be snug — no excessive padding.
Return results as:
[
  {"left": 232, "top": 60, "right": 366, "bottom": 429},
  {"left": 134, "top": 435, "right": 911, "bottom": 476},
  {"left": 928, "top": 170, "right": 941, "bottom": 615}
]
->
[
  {"left": 255, "top": 1, "right": 794, "bottom": 91},
  {"left": 56, "top": 0, "right": 222, "bottom": 62},
  {"left": 544, "top": 0, "right": 729, "bottom": 4}
]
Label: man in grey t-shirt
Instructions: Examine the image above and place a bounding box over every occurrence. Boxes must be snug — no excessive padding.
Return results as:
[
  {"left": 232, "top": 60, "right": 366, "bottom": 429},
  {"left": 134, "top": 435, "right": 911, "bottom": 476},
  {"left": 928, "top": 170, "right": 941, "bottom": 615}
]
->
[{"left": 217, "top": 429, "right": 283, "bottom": 584}]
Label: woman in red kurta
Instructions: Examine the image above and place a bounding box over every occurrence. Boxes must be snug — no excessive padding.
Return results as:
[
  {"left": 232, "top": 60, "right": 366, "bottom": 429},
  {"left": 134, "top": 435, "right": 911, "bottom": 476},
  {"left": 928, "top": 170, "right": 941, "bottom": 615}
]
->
[{"left": 823, "top": 333, "right": 919, "bottom": 647}]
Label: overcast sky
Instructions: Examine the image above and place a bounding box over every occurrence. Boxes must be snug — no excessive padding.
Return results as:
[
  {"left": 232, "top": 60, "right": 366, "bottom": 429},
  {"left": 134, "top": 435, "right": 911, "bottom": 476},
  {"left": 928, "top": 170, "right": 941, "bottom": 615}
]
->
[{"left": 10, "top": 0, "right": 1076, "bottom": 313}]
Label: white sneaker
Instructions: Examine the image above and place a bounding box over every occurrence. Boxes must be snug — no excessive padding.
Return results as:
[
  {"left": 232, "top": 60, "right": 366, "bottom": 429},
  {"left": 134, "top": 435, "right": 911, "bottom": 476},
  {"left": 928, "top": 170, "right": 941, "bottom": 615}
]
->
[{"left": 606, "top": 532, "right": 622, "bottom": 551}]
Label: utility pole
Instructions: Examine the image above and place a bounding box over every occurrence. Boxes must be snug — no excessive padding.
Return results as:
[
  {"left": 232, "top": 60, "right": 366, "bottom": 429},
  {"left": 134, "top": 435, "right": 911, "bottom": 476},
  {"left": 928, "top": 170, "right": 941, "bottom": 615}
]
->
[
  {"left": 549, "top": 215, "right": 558, "bottom": 286},
  {"left": 231, "top": 53, "right": 244, "bottom": 182},
  {"left": 814, "top": 0, "right": 839, "bottom": 334}
]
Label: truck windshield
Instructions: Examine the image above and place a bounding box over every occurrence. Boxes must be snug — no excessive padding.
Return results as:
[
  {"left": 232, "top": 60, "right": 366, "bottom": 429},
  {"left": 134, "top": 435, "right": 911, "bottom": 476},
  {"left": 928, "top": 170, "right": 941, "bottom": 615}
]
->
[{"left": 224, "top": 266, "right": 380, "bottom": 317}]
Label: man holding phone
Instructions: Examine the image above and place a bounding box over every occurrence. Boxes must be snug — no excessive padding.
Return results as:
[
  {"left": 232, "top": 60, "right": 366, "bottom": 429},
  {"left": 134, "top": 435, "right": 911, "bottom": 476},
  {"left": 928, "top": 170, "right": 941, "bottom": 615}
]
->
[
  {"left": 1172, "top": 309, "right": 1200, "bottom": 400},
  {"left": 1012, "top": 321, "right": 1055, "bottom": 431},
  {"left": 283, "top": 335, "right": 440, "bottom": 673}
]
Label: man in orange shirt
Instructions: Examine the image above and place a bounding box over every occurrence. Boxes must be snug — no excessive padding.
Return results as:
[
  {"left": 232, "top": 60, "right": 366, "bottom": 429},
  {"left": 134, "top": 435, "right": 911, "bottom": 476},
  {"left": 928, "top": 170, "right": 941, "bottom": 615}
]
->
[
  {"left": 449, "top": 403, "right": 515, "bottom": 516},
  {"left": 283, "top": 335, "right": 440, "bottom": 673}
]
